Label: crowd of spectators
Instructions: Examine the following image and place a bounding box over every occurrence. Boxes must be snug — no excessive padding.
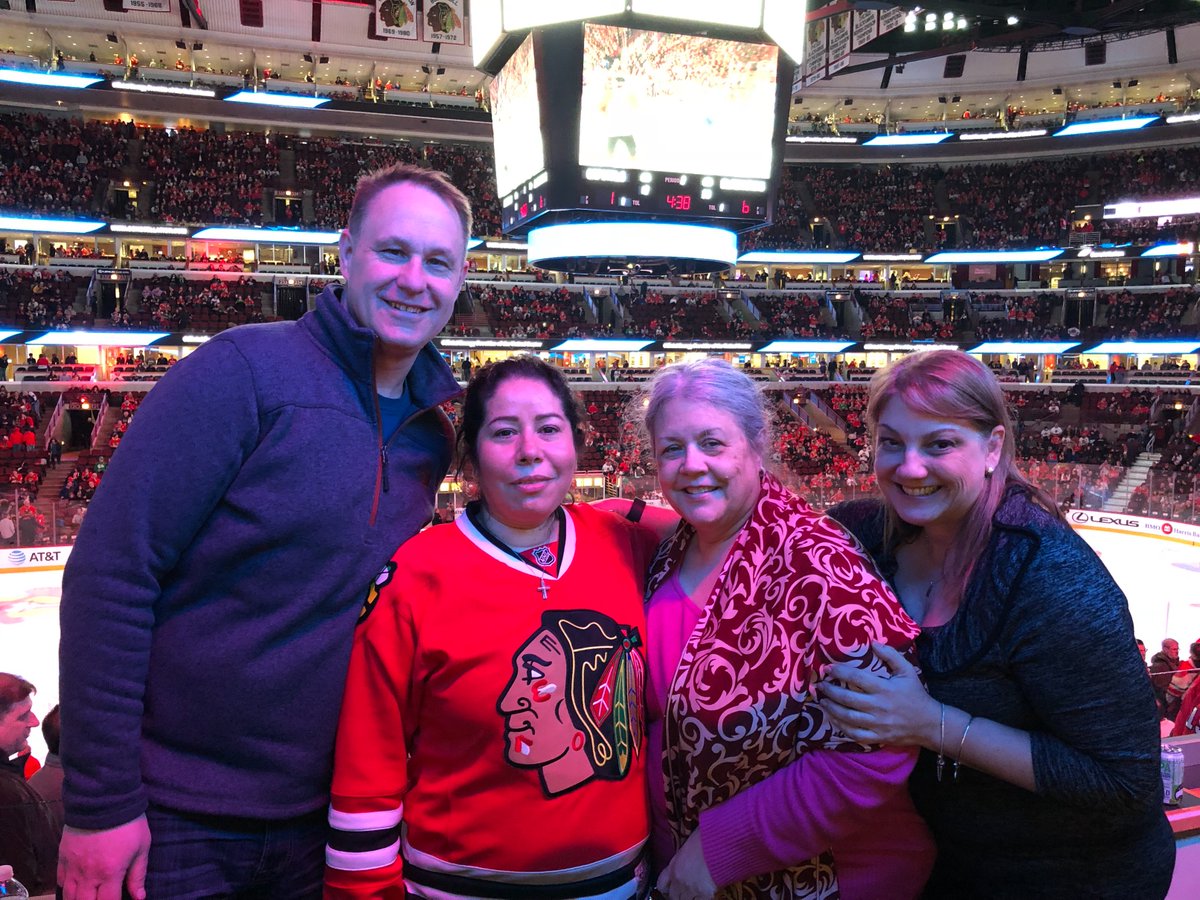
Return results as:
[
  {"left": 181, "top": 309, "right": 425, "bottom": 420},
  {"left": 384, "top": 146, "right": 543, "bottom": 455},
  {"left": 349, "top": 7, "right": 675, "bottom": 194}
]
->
[
  {"left": 772, "top": 410, "right": 859, "bottom": 480},
  {"left": 620, "top": 290, "right": 754, "bottom": 339},
  {"left": 578, "top": 392, "right": 640, "bottom": 476},
  {"left": 943, "top": 159, "right": 1088, "bottom": 248},
  {"left": 50, "top": 243, "right": 110, "bottom": 260},
  {"left": 424, "top": 143, "right": 501, "bottom": 238},
  {"left": 1148, "top": 420, "right": 1200, "bottom": 520},
  {"left": 1007, "top": 387, "right": 1072, "bottom": 423},
  {"left": 738, "top": 169, "right": 818, "bottom": 252},
  {"left": 1093, "top": 145, "right": 1200, "bottom": 205},
  {"left": 1017, "top": 458, "right": 1125, "bottom": 510},
  {"left": 2, "top": 110, "right": 1200, "bottom": 253},
  {"left": 809, "top": 164, "right": 935, "bottom": 251},
  {"left": 289, "top": 136, "right": 501, "bottom": 236},
  {"left": 974, "top": 314, "right": 1070, "bottom": 340},
  {"left": 140, "top": 126, "right": 279, "bottom": 225},
  {"left": 816, "top": 384, "right": 871, "bottom": 465},
  {"left": 1100, "top": 287, "right": 1195, "bottom": 340},
  {"left": 0, "top": 389, "right": 43, "bottom": 543},
  {"left": 1017, "top": 423, "right": 1133, "bottom": 466},
  {"left": 0, "top": 388, "right": 40, "bottom": 454},
  {"left": 129, "top": 274, "right": 268, "bottom": 332},
  {"left": 291, "top": 137, "right": 423, "bottom": 230},
  {"left": 0, "top": 268, "right": 86, "bottom": 329},
  {"left": 1083, "top": 388, "right": 1156, "bottom": 425},
  {"left": 858, "top": 293, "right": 955, "bottom": 341},
  {"left": 56, "top": 392, "right": 139, "bottom": 506},
  {"left": 0, "top": 113, "right": 127, "bottom": 217},
  {"left": 475, "top": 285, "right": 586, "bottom": 338},
  {"left": 0, "top": 109, "right": 1197, "bottom": 259},
  {"left": 1091, "top": 212, "right": 1200, "bottom": 245},
  {"left": 1128, "top": 483, "right": 1200, "bottom": 520},
  {"left": 746, "top": 292, "right": 836, "bottom": 338},
  {"left": 972, "top": 292, "right": 1064, "bottom": 342}
]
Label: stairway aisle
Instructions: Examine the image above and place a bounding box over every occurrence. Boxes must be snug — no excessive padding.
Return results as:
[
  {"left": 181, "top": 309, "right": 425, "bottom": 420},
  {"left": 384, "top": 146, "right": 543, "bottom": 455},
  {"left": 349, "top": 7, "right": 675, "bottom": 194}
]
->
[
  {"left": 1102, "top": 451, "right": 1161, "bottom": 512},
  {"left": 32, "top": 450, "right": 79, "bottom": 534}
]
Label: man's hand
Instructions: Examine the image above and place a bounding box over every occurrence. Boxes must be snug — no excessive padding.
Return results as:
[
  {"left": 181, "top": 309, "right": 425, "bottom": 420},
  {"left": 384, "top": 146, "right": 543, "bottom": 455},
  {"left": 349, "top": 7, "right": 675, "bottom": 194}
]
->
[{"left": 59, "top": 815, "right": 151, "bottom": 900}]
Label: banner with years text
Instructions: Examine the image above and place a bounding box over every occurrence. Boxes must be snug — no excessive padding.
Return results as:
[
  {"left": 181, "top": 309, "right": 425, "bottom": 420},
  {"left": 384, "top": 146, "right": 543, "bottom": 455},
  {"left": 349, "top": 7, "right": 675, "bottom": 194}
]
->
[
  {"left": 376, "top": 0, "right": 418, "bottom": 40},
  {"left": 422, "top": 0, "right": 466, "bottom": 45}
]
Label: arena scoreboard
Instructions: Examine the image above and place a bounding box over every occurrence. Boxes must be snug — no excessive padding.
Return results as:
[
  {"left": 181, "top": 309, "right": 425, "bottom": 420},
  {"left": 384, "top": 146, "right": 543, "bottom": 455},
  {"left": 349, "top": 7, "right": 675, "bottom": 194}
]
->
[{"left": 490, "top": 21, "right": 790, "bottom": 236}]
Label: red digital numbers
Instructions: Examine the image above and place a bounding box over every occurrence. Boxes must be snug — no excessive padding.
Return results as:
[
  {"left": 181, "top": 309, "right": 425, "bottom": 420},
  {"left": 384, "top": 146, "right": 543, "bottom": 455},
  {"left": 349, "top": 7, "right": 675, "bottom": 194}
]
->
[
  {"left": 666, "top": 194, "right": 692, "bottom": 210},
  {"left": 742, "top": 200, "right": 751, "bottom": 214}
]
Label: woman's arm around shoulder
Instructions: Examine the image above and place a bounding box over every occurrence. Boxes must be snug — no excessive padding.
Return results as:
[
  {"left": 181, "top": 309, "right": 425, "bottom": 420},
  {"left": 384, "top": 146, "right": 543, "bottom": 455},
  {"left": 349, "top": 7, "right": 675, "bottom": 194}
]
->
[{"left": 590, "top": 496, "right": 680, "bottom": 542}]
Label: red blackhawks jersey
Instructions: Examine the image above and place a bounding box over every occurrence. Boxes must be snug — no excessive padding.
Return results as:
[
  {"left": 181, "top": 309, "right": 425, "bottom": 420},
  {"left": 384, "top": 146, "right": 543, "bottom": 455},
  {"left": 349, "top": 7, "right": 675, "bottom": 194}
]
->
[{"left": 326, "top": 504, "right": 658, "bottom": 899}]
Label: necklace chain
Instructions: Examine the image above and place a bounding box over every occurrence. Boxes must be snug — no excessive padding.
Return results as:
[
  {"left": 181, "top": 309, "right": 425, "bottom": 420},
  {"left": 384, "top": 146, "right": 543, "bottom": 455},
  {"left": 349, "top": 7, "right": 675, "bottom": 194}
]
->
[
  {"left": 473, "top": 504, "right": 562, "bottom": 601},
  {"left": 480, "top": 507, "right": 557, "bottom": 549}
]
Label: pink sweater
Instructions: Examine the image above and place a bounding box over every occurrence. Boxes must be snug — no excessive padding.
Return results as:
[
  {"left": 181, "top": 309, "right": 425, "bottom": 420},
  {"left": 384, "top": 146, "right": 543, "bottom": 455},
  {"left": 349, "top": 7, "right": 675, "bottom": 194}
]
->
[{"left": 647, "top": 571, "right": 935, "bottom": 899}]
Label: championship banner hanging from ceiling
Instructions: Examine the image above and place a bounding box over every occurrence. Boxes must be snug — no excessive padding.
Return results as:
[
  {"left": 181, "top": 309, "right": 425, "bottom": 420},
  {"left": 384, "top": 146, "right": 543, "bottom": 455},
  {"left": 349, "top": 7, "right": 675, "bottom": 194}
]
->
[
  {"left": 422, "top": 0, "right": 467, "bottom": 45},
  {"left": 826, "top": 11, "right": 852, "bottom": 78},
  {"left": 879, "top": 6, "right": 908, "bottom": 35},
  {"left": 851, "top": 10, "right": 878, "bottom": 50},
  {"left": 802, "top": 4, "right": 908, "bottom": 86},
  {"left": 376, "top": 0, "right": 418, "bottom": 40},
  {"left": 803, "top": 18, "right": 828, "bottom": 87}
]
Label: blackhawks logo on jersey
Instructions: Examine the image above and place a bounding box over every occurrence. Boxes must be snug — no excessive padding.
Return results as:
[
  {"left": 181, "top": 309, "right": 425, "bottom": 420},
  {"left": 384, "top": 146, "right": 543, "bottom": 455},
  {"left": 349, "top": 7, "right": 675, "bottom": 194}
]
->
[
  {"left": 358, "top": 561, "right": 397, "bottom": 624},
  {"left": 496, "top": 609, "right": 644, "bottom": 797}
]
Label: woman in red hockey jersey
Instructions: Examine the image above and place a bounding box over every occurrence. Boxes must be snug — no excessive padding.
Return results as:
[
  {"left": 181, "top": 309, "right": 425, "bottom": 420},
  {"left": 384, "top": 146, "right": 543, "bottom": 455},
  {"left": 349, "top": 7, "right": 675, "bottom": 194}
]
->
[{"left": 325, "top": 355, "right": 661, "bottom": 899}]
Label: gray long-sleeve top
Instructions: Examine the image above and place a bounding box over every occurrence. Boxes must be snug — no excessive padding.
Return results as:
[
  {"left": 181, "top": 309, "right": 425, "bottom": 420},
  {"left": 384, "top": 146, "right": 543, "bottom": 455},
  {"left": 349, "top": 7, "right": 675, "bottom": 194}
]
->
[{"left": 829, "top": 486, "right": 1174, "bottom": 899}]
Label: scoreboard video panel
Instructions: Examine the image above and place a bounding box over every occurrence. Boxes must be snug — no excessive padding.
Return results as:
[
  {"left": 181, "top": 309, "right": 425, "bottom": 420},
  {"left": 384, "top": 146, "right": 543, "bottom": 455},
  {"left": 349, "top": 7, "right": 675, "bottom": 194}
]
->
[
  {"left": 490, "top": 34, "right": 545, "bottom": 200},
  {"left": 579, "top": 25, "right": 777, "bottom": 180},
  {"left": 492, "top": 22, "right": 789, "bottom": 235}
]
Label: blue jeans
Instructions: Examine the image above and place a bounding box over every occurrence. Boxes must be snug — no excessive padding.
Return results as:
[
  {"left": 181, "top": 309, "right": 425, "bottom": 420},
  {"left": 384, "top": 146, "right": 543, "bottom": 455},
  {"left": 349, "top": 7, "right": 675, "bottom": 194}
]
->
[{"left": 140, "top": 803, "right": 326, "bottom": 899}]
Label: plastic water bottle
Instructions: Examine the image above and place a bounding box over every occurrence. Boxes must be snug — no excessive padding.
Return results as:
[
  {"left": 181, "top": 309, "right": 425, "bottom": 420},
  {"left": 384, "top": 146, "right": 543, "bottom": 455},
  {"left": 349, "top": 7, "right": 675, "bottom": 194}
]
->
[{"left": 0, "top": 865, "right": 29, "bottom": 899}]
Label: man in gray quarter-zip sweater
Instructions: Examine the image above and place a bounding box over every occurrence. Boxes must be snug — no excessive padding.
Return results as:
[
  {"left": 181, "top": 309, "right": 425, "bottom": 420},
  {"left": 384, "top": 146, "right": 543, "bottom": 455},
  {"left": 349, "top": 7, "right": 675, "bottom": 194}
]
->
[{"left": 57, "top": 163, "right": 471, "bottom": 900}]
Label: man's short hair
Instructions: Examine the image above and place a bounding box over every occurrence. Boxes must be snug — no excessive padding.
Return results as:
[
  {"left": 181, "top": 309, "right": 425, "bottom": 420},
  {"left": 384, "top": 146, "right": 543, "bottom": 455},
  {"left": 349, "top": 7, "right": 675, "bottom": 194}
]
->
[
  {"left": 41, "top": 704, "right": 60, "bottom": 756},
  {"left": 0, "top": 673, "right": 35, "bottom": 717},
  {"left": 347, "top": 162, "right": 473, "bottom": 245}
]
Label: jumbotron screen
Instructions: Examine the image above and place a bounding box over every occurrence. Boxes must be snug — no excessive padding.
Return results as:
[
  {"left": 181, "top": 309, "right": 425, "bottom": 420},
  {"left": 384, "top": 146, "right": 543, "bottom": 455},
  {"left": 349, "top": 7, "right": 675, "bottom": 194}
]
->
[
  {"left": 579, "top": 24, "right": 777, "bottom": 180},
  {"left": 489, "top": 34, "right": 545, "bottom": 199},
  {"left": 495, "top": 23, "right": 788, "bottom": 234}
]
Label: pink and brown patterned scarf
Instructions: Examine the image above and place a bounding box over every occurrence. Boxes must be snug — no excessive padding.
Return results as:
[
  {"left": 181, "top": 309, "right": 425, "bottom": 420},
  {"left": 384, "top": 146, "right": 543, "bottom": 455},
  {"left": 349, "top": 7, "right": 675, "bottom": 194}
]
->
[{"left": 647, "top": 472, "right": 920, "bottom": 899}]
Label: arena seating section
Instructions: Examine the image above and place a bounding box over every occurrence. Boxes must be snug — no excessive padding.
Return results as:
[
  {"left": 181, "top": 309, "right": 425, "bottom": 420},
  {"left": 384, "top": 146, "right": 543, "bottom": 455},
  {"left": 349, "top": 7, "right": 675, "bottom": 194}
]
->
[
  {"left": 620, "top": 290, "right": 755, "bottom": 339},
  {"left": 129, "top": 275, "right": 271, "bottom": 332},
  {"left": 0, "top": 112, "right": 1197, "bottom": 252},
  {"left": 744, "top": 292, "right": 835, "bottom": 338},
  {"left": 0, "top": 111, "right": 1198, "bottom": 533},
  {"left": 474, "top": 285, "right": 587, "bottom": 338}
]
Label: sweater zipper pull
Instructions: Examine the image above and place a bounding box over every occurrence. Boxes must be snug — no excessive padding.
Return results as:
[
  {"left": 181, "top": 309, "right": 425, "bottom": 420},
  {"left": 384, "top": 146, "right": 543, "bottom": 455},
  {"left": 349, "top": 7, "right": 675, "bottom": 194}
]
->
[{"left": 381, "top": 444, "right": 390, "bottom": 493}]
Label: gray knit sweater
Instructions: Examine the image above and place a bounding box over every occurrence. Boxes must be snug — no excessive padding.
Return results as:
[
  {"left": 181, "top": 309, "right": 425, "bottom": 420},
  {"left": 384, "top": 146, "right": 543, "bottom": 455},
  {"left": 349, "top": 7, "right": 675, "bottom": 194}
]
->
[{"left": 829, "top": 486, "right": 1174, "bottom": 899}]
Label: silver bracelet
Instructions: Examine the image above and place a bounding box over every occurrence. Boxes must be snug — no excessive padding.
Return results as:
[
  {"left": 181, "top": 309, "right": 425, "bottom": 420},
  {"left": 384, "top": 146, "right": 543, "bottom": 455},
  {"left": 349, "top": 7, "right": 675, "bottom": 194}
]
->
[
  {"left": 936, "top": 702, "right": 946, "bottom": 782},
  {"left": 953, "top": 715, "right": 976, "bottom": 783}
]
